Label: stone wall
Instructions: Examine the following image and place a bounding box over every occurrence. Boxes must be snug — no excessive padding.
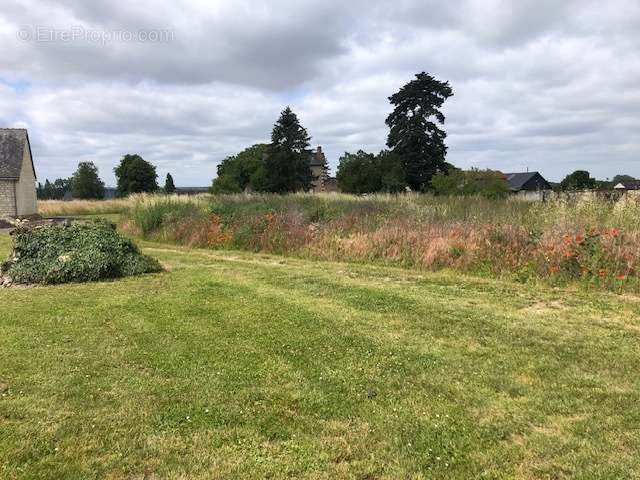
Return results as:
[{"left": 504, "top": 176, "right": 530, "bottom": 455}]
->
[
  {"left": 0, "top": 180, "right": 17, "bottom": 218},
  {"left": 15, "top": 140, "right": 37, "bottom": 216}
]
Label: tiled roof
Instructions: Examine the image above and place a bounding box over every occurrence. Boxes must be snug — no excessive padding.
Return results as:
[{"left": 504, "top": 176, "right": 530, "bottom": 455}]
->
[{"left": 0, "top": 129, "right": 28, "bottom": 179}]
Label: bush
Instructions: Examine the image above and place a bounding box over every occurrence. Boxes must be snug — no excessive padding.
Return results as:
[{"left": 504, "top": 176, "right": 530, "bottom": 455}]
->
[
  {"left": 336, "top": 150, "right": 407, "bottom": 194},
  {"left": 432, "top": 169, "right": 510, "bottom": 199},
  {"left": 1, "top": 220, "right": 162, "bottom": 285}
]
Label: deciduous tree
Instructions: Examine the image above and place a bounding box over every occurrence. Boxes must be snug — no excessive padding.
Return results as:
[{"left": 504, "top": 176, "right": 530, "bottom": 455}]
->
[
  {"left": 114, "top": 154, "right": 158, "bottom": 197},
  {"left": 71, "top": 162, "right": 105, "bottom": 199},
  {"left": 211, "top": 144, "right": 268, "bottom": 193},
  {"left": 560, "top": 170, "right": 596, "bottom": 191}
]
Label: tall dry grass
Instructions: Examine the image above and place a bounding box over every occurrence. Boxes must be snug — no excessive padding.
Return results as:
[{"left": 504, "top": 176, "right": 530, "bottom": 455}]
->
[
  {"left": 119, "top": 192, "right": 640, "bottom": 289},
  {"left": 38, "top": 198, "right": 132, "bottom": 216}
]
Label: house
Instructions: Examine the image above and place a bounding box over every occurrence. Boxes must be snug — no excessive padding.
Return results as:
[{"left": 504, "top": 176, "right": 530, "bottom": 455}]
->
[
  {"left": 0, "top": 129, "right": 37, "bottom": 218},
  {"left": 613, "top": 181, "right": 640, "bottom": 191},
  {"left": 309, "top": 146, "right": 338, "bottom": 193},
  {"left": 503, "top": 171, "right": 551, "bottom": 200}
]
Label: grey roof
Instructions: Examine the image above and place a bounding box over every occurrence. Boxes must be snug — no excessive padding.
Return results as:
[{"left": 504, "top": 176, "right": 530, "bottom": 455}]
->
[
  {"left": 0, "top": 129, "right": 31, "bottom": 180},
  {"left": 504, "top": 172, "right": 544, "bottom": 191}
]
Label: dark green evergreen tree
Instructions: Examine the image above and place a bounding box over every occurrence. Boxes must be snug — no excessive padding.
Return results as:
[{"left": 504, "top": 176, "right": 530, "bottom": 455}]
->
[
  {"left": 52, "top": 178, "right": 72, "bottom": 200},
  {"left": 71, "top": 162, "right": 105, "bottom": 199},
  {"left": 265, "top": 107, "right": 313, "bottom": 193},
  {"left": 386, "top": 72, "right": 454, "bottom": 191},
  {"left": 164, "top": 173, "right": 176, "bottom": 194},
  {"left": 114, "top": 154, "right": 158, "bottom": 197},
  {"left": 43, "top": 179, "right": 54, "bottom": 200}
]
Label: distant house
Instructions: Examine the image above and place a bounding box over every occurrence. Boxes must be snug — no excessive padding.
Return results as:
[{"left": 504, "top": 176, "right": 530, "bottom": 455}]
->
[
  {"left": 309, "top": 146, "right": 338, "bottom": 193},
  {"left": 504, "top": 172, "right": 551, "bottom": 192},
  {"left": 613, "top": 181, "right": 640, "bottom": 191},
  {"left": 0, "top": 128, "right": 37, "bottom": 218}
]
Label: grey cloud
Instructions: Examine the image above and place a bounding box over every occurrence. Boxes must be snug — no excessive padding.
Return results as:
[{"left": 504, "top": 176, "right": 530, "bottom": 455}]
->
[{"left": 1, "top": 0, "right": 639, "bottom": 185}]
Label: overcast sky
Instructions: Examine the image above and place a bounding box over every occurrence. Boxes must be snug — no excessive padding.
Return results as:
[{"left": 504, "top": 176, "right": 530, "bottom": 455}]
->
[{"left": 1, "top": 0, "right": 639, "bottom": 186}]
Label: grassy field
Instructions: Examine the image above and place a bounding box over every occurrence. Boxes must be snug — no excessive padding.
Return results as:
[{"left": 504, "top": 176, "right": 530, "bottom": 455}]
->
[{"left": 1, "top": 231, "right": 640, "bottom": 478}]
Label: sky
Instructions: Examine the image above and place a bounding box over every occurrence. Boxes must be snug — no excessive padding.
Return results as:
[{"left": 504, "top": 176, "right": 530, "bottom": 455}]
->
[{"left": 1, "top": 0, "right": 639, "bottom": 186}]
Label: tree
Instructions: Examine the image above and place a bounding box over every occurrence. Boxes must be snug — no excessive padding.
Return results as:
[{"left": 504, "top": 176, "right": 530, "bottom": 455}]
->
[
  {"left": 560, "top": 170, "right": 596, "bottom": 191},
  {"left": 38, "top": 178, "right": 71, "bottom": 200},
  {"left": 164, "top": 173, "right": 176, "bottom": 194},
  {"left": 377, "top": 150, "right": 407, "bottom": 193},
  {"left": 432, "top": 169, "right": 509, "bottom": 199},
  {"left": 71, "top": 162, "right": 105, "bottom": 199},
  {"left": 386, "top": 72, "right": 454, "bottom": 191},
  {"left": 612, "top": 174, "right": 636, "bottom": 185},
  {"left": 211, "top": 144, "right": 268, "bottom": 193},
  {"left": 114, "top": 154, "right": 158, "bottom": 197},
  {"left": 42, "top": 180, "right": 53, "bottom": 200},
  {"left": 336, "top": 151, "right": 381, "bottom": 194},
  {"left": 264, "top": 107, "right": 313, "bottom": 193},
  {"left": 336, "top": 150, "right": 407, "bottom": 194},
  {"left": 211, "top": 174, "right": 243, "bottom": 194},
  {"left": 52, "top": 178, "right": 72, "bottom": 199}
]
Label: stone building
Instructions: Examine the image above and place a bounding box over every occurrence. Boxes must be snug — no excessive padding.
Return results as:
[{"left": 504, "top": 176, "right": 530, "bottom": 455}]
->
[
  {"left": 309, "top": 146, "right": 338, "bottom": 193},
  {"left": 0, "top": 129, "right": 38, "bottom": 218}
]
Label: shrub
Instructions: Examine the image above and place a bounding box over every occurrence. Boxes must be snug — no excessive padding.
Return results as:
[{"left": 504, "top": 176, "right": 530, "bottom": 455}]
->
[{"left": 1, "top": 220, "right": 162, "bottom": 285}]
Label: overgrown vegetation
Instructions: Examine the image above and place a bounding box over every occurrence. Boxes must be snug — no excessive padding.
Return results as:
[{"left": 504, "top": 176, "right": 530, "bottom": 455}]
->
[
  {"left": 121, "top": 192, "right": 640, "bottom": 290},
  {"left": 1, "top": 220, "right": 161, "bottom": 284}
]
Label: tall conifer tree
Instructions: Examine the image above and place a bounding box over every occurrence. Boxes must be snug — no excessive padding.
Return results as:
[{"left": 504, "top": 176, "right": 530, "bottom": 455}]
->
[{"left": 265, "top": 107, "right": 313, "bottom": 193}]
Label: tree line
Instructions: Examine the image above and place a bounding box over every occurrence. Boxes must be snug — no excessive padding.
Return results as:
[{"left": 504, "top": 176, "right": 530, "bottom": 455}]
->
[
  {"left": 38, "top": 70, "right": 637, "bottom": 200},
  {"left": 212, "top": 72, "right": 456, "bottom": 194},
  {"left": 213, "top": 72, "right": 635, "bottom": 197},
  {"left": 37, "top": 156, "right": 176, "bottom": 200}
]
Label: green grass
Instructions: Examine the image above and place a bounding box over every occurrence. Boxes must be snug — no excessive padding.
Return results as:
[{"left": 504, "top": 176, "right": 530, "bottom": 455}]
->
[{"left": 1, "top": 233, "right": 640, "bottom": 478}]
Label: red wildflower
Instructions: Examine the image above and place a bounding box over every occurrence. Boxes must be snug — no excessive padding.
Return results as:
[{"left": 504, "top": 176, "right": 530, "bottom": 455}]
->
[
  {"left": 574, "top": 234, "right": 585, "bottom": 244},
  {"left": 549, "top": 265, "right": 560, "bottom": 274},
  {"left": 616, "top": 273, "right": 627, "bottom": 281},
  {"left": 598, "top": 269, "right": 607, "bottom": 279}
]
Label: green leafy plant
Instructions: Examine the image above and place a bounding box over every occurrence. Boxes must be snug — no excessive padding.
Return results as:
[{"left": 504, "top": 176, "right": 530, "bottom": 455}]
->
[{"left": 2, "top": 220, "right": 162, "bottom": 285}]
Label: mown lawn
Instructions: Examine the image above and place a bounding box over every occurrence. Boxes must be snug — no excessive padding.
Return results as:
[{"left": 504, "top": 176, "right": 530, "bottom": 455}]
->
[{"left": 1, "top": 233, "right": 639, "bottom": 479}]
